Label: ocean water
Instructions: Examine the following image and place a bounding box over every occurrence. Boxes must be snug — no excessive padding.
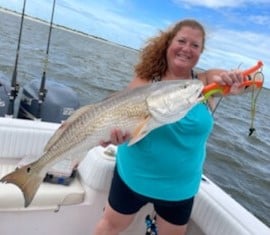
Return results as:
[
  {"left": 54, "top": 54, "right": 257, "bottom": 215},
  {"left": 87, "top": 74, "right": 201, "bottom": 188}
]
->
[{"left": 0, "top": 9, "right": 269, "bottom": 227}]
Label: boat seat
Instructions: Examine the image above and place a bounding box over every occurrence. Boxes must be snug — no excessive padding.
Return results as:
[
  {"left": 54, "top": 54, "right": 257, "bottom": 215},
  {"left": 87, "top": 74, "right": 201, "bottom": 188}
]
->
[
  {"left": 0, "top": 163, "right": 85, "bottom": 211},
  {"left": 0, "top": 118, "right": 85, "bottom": 211}
]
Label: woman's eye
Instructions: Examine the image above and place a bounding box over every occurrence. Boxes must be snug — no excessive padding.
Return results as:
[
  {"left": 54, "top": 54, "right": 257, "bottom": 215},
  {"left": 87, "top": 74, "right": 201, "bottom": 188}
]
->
[{"left": 178, "top": 39, "right": 185, "bottom": 44}]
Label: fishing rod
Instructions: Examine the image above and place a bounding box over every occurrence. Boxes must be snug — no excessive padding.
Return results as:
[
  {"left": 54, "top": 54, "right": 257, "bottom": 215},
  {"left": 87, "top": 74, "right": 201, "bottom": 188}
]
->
[
  {"left": 37, "top": 0, "right": 56, "bottom": 119},
  {"left": 6, "top": 0, "right": 27, "bottom": 117}
]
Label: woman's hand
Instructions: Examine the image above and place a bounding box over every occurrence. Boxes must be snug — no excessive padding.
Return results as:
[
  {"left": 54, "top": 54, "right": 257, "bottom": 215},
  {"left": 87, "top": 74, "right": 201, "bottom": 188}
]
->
[
  {"left": 212, "top": 69, "right": 245, "bottom": 95},
  {"left": 100, "top": 129, "right": 131, "bottom": 147}
]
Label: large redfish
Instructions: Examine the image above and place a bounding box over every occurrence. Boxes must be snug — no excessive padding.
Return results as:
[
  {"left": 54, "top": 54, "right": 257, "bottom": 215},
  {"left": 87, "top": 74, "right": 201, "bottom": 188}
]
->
[{"left": 0, "top": 79, "right": 203, "bottom": 207}]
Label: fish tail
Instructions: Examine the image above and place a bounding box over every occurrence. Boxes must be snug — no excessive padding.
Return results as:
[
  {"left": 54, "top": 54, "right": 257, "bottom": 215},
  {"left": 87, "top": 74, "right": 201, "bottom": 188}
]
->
[{"left": 0, "top": 163, "right": 44, "bottom": 207}]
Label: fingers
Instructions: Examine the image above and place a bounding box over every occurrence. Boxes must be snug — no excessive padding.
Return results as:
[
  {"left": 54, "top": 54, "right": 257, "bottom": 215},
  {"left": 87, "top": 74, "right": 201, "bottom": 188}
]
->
[
  {"left": 230, "top": 82, "right": 245, "bottom": 95},
  {"left": 111, "top": 129, "right": 131, "bottom": 145},
  {"left": 218, "top": 70, "right": 243, "bottom": 86},
  {"left": 100, "top": 129, "right": 131, "bottom": 147}
]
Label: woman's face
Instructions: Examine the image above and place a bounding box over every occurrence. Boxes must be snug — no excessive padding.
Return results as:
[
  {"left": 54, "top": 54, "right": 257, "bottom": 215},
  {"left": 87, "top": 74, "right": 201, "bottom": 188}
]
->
[{"left": 166, "top": 26, "right": 204, "bottom": 75}]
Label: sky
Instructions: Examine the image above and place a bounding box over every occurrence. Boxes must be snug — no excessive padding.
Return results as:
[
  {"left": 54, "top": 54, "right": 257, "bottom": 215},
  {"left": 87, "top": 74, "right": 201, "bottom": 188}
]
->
[{"left": 0, "top": 0, "right": 269, "bottom": 87}]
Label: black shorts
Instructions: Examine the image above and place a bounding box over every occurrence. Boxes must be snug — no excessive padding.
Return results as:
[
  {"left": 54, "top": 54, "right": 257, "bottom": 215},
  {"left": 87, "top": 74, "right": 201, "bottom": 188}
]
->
[{"left": 108, "top": 168, "right": 194, "bottom": 225}]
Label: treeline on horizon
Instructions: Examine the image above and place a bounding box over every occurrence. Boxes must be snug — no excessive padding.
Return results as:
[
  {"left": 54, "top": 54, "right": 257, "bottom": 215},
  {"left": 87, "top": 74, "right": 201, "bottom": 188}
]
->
[{"left": 0, "top": 6, "right": 138, "bottom": 52}]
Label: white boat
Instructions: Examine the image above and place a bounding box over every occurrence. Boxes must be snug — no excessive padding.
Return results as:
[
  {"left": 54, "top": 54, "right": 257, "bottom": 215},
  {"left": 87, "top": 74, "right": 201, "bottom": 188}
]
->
[{"left": 0, "top": 117, "right": 269, "bottom": 235}]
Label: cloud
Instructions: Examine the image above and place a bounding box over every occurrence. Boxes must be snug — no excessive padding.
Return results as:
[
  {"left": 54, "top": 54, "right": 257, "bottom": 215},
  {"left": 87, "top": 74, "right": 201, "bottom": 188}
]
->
[
  {"left": 199, "top": 28, "right": 270, "bottom": 87},
  {"left": 54, "top": 0, "right": 156, "bottom": 48},
  {"left": 172, "top": 0, "right": 245, "bottom": 8},
  {"left": 172, "top": 0, "right": 270, "bottom": 9},
  {"left": 248, "top": 15, "right": 270, "bottom": 26}
]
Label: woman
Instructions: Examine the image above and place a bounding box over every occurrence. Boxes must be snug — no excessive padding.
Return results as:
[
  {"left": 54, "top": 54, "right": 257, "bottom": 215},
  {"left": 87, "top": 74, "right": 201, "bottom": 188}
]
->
[{"left": 94, "top": 19, "right": 243, "bottom": 235}]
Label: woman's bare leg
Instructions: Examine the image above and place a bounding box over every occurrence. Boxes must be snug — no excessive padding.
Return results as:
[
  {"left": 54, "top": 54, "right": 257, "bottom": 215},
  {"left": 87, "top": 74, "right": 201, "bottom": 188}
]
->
[{"left": 94, "top": 202, "right": 136, "bottom": 235}]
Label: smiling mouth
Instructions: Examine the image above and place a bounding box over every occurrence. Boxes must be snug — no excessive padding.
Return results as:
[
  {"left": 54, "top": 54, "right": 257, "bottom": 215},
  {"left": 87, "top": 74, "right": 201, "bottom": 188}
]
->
[{"left": 176, "top": 53, "right": 190, "bottom": 61}]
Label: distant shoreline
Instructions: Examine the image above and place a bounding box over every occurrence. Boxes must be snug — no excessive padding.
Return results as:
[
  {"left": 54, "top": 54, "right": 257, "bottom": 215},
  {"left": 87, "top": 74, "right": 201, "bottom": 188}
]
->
[{"left": 0, "top": 7, "right": 138, "bottom": 53}]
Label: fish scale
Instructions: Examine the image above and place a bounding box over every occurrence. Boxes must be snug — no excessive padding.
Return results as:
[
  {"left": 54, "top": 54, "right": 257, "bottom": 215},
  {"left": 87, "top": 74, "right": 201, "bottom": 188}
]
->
[
  {"left": 0, "top": 79, "right": 203, "bottom": 207},
  {"left": 22, "top": 91, "right": 151, "bottom": 174}
]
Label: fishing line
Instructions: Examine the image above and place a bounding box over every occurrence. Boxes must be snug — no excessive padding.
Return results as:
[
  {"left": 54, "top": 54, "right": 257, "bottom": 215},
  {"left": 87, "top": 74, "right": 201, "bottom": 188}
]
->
[
  {"left": 248, "top": 71, "right": 264, "bottom": 136},
  {"left": 211, "top": 63, "right": 243, "bottom": 116},
  {"left": 6, "top": 0, "right": 27, "bottom": 117},
  {"left": 211, "top": 96, "right": 223, "bottom": 115},
  {"left": 37, "top": 0, "right": 56, "bottom": 119}
]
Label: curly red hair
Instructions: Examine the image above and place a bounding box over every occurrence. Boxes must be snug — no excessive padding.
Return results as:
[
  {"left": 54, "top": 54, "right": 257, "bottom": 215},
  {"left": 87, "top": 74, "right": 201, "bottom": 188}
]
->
[{"left": 134, "top": 19, "right": 205, "bottom": 81}]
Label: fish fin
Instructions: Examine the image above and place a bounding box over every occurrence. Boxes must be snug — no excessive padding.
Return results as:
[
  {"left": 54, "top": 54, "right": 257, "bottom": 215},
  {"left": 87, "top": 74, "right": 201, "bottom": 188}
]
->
[
  {"left": 128, "top": 116, "right": 151, "bottom": 146},
  {"left": 0, "top": 163, "right": 44, "bottom": 207},
  {"left": 44, "top": 104, "right": 95, "bottom": 152}
]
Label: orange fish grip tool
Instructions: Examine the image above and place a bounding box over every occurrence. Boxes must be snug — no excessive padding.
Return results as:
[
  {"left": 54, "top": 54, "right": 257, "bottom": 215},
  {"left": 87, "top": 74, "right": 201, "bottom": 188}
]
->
[{"left": 202, "top": 60, "right": 264, "bottom": 99}]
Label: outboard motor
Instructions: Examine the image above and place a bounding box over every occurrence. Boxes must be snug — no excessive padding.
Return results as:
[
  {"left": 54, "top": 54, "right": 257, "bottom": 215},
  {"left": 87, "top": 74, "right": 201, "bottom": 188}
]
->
[
  {"left": 0, "top": 72, "right": 11, "bottom": 117},
  {"left": 18, "top": 79, "right": 80, "bottom": 123}
]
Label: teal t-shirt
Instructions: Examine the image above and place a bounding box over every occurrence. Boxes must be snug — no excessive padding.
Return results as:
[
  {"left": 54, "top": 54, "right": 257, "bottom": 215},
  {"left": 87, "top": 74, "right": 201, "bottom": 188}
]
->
[{"left": 116, "top": 103, "right": 214, "bottom": 201}]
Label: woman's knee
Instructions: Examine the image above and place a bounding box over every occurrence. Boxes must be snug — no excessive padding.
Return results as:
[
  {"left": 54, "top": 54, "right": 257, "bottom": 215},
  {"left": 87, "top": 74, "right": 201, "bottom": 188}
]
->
[
  {"left": 94, "top": 203, "right": 135, "bottom": 234},
  {"left": 94, "top": 217, "right": 123, "bottom": 235}
]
